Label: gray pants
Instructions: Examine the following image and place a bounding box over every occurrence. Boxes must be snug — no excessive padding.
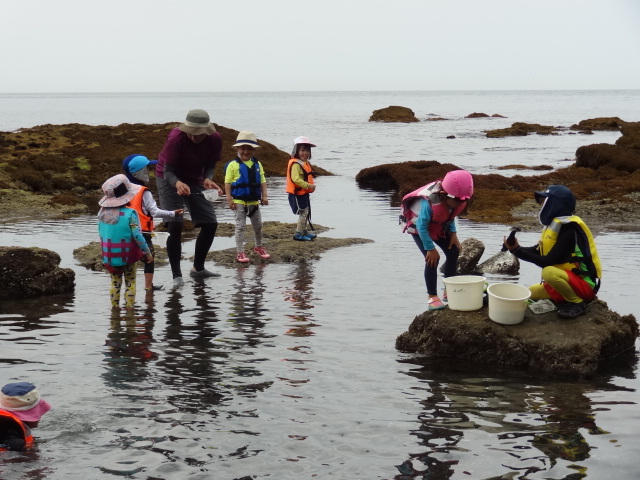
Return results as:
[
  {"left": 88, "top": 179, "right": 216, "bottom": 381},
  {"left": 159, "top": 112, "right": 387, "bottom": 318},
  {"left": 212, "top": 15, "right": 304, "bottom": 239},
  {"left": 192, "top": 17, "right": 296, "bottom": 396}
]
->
[{"left": 234, "top": 205, "right": 263, "bottom": 252}]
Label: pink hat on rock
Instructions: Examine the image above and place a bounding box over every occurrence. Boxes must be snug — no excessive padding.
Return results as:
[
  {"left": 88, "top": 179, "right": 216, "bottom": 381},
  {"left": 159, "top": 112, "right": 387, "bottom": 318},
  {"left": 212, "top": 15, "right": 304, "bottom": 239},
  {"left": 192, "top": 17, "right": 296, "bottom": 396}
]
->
[{"left": 0, "top": 382, "right": 52, "bottom": 423}]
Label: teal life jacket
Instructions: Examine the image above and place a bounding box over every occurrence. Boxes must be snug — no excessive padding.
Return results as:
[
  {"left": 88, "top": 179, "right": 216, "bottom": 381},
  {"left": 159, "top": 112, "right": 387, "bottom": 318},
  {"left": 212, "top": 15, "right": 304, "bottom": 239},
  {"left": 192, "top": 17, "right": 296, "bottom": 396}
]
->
[{"left": 98, "top": 208, "right": 144, "bottom": 268}]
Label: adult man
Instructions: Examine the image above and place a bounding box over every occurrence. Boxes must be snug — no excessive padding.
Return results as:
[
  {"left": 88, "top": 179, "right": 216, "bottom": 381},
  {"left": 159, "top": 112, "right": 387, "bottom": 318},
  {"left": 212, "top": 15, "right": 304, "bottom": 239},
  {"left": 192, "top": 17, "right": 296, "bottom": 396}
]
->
[{"left": 156, "top": 109, "right": 223, "bottom": 288}]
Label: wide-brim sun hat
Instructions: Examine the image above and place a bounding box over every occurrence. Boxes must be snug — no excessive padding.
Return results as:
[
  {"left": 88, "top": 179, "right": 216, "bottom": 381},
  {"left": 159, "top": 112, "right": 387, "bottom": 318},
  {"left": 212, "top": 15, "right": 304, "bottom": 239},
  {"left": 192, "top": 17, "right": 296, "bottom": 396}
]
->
[
  {"left": 99, "top": 173, "right": 141, "bottom": 207},
  {"left": 178, "top": 109, "right": 216, "bottom": 135},
  {"left": 233, "top": 131, "right": 261, "bottom": 148},
  {"left": 293, "top": 136, "right": 316, "bottom": 147},
  {"left": 0, "top": 382, "right": 52, "bottom": 423},
  {"left": 123, "top": 154, "right": 158, "bottom": 174}
]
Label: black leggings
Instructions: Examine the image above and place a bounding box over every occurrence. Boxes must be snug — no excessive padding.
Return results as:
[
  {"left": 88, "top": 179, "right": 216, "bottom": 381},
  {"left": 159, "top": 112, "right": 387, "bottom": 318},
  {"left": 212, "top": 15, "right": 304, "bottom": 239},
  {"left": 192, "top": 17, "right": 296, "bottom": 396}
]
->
[
  {"left": 165, "top": 222, "right": 217, "bottom": 278},
  {"left": 412, "top": 233, "right": 459, "bottom": 296}
]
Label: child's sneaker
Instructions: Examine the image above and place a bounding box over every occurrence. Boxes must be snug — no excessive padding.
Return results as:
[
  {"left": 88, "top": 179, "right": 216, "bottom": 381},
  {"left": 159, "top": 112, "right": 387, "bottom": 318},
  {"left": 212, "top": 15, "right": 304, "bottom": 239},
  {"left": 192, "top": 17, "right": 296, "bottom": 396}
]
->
[
  {"left": 236, "top": 252, "right": 250, "bottom": 263},
  {"left": 428, "top": 296, "right": 446, "bottom": 311},
  {"left": 304, "top": 230, "right": 317, "bottom": 239},
  {"left": 293, "top": 232, "right": 313, "bottom": 241},
  {"left": 253, "top": 246, "right": 271, "bottom": 259}
]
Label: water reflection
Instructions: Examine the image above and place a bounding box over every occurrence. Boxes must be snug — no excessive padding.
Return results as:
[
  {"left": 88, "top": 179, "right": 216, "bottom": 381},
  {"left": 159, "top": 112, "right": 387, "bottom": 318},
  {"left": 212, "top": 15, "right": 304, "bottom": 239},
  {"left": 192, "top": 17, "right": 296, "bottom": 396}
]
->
[
  {"left": 282, "top": 262, "right": 319, "bottom": 338},
  {"left": 102, "top": 311, "right": 157, "bottom": 386},
  {"left": 399, "top": 360, "right": 634, "bottom": 480}
]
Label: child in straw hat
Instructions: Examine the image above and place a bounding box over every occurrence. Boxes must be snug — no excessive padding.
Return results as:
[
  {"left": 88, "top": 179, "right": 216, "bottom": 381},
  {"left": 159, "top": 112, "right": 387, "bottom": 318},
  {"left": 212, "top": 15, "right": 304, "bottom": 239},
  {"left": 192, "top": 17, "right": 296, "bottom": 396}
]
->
[{"left": 224, "top": 131, "right": 270, "bottom": 263}]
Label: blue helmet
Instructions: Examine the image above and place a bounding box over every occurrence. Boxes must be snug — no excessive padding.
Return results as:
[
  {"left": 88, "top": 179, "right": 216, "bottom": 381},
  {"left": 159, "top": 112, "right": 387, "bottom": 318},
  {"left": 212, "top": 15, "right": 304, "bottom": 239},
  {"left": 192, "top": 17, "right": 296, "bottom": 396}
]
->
[{"left": 535, "top": 185, "right": 576, "bottom": 225}]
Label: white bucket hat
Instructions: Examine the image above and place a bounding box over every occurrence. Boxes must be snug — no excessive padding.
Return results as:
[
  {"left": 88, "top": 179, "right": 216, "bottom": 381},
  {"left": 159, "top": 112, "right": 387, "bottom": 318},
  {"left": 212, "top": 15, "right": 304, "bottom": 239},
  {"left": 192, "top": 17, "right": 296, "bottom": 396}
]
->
[
  {"left": 178, "top": 109, "right": 216, "bottom": 135},
  {"left": 233, "top": 131, "right": 261, "bottom": 148}
]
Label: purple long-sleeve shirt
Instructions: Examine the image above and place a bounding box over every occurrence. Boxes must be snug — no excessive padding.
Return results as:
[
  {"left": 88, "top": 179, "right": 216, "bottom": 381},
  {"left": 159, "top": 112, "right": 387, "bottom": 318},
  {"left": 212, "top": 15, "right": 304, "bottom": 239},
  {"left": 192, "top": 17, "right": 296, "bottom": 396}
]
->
[{"left": 156, "top": 128, "right": 223, "bottom": 187}]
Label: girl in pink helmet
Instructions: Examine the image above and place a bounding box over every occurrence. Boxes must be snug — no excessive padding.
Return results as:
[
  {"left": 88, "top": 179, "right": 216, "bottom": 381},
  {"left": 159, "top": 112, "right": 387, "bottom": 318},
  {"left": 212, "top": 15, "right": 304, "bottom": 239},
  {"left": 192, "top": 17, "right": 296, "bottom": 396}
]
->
[{"left": 400, "top": 170, "right": 474, "bottom": 310}]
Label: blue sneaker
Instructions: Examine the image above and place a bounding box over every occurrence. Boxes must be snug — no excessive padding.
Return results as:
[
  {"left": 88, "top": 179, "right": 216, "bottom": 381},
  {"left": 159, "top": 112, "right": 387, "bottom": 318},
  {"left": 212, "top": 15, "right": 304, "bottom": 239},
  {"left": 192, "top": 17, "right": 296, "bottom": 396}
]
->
[
  {"left": 293, "top": 232, "right": 313, "bottom": 241},
  {"left": 304, "top": 231, "right": 317, "bottom": 239}
]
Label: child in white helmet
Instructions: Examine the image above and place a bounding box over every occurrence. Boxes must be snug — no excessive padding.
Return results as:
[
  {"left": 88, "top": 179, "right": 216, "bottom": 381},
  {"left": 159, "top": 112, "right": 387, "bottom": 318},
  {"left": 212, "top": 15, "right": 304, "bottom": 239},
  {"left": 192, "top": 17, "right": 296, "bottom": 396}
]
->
[{"left": 286, "top": 136, "right": 317, "bottom": 241}]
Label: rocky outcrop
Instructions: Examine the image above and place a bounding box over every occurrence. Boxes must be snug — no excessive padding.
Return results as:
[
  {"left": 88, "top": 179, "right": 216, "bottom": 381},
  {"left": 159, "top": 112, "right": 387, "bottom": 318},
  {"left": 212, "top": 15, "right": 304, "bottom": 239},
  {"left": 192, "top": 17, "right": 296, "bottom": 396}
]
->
[
  {"left": 0, "top": 123, "right": 333, "bottom": 213},
  {"left": 448, "top": 238, "right": 520, "bottom": 275},
  {"left": 0, "top": 246, "right": 75, "bottom": 299},
  {"left": 355, "top": 156, "right": 640, "bottom": 231},
  {"left": 485, "top": 122, "right": 561, "bottom": 138},
  {"left": 369, "top": 106, "right": 419, "bottom": 123},
  {"left": 575, "top": 120, "right": 640, "bottom": 173},
  {"left": 396, "top": 299, "right": 638, "bottom": 377}
]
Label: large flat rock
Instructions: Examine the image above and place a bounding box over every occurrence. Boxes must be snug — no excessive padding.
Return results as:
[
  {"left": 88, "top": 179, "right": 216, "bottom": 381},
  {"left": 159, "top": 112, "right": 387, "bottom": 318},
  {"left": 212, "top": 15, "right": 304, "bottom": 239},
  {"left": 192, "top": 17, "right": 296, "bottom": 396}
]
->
[{"left": 396, "top": 300, "right": 638, "bottom": 377}]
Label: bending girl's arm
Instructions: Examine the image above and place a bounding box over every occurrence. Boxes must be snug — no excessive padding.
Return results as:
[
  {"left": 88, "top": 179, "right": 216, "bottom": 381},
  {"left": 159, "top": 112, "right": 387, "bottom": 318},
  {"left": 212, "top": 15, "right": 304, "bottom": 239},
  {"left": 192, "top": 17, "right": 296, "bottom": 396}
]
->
[{"left": 415, "top": 200, "right": 435, "bottom": 251}]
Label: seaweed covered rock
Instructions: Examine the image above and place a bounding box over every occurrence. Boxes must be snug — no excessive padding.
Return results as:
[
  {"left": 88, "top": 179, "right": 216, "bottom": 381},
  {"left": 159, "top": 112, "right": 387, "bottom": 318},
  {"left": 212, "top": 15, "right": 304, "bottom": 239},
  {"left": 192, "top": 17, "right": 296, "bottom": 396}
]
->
[
  {"left": 369, "top": 106, "right": 419, "bottom": 123},
  {"left": 575, "top": 121, "right": 640, "bottom": 173},
  {"left": 396, "top": 300, "right": 638, "bottom": 377},
  {"left": 0, "top": 122, "right": 333, "bottom": 204},
  {"left": 485, "top": 122, "right": 561, "bottom": 138},
  {"left": 0, "top": 246, "right": 75, "bottom": 299}
]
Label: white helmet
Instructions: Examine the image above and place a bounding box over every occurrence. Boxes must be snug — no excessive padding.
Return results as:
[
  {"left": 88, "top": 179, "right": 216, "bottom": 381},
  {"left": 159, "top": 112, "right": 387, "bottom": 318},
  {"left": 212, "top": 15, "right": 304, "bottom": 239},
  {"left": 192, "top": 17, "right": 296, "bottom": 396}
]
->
[{"left": 293, "top": 136, "right": 316, "bottom": 147}]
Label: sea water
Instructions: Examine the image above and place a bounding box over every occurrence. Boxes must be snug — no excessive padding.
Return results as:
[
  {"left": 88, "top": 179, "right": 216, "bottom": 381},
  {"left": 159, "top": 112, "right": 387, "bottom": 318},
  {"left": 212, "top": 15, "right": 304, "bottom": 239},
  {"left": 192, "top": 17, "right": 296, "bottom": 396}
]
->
[{"left": 1, "top": 90, "right": 639, "bottom": 479}]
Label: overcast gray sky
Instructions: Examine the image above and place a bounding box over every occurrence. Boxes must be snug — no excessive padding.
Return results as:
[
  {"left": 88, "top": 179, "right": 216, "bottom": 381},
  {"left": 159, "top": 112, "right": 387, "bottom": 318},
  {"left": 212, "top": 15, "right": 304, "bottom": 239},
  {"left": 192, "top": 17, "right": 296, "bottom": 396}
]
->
[{"left": 2, "top": 0, "right": 639, "bottom": 93}]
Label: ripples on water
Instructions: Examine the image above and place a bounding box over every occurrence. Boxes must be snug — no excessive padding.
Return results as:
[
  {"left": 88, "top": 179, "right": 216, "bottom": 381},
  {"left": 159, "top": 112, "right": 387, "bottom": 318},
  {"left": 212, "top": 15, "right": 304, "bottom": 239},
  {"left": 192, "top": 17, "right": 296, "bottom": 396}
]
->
[{"left": 1, "top": 91, "right": 640, "bottom": 479}]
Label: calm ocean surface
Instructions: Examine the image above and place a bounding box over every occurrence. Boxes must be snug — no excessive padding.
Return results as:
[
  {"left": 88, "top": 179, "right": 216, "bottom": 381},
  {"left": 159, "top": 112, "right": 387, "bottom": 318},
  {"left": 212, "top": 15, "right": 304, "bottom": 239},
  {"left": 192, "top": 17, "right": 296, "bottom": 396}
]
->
[{"left": 1, "top": 91, "right": 640, "bottom": 479}]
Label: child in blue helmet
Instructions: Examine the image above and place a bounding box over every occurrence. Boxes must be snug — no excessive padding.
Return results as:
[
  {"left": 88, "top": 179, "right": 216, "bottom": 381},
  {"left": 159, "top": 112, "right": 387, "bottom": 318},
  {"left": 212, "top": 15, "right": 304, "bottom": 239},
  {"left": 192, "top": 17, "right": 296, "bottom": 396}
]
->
[
  {"left": 503, "top": 185, "right": 602, "bottom": 319},
  {"left": 123, "top": 154, "right": 183, "bottom": 291}
]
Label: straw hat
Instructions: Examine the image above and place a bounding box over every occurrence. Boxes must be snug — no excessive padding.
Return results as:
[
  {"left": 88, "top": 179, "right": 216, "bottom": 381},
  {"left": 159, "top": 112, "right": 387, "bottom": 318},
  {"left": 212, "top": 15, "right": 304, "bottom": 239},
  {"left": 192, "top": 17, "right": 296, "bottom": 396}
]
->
[
  {"left": 233, "top": 131, "right": 261, "bottom": 149},
  {"left": 178, "top": 109, "right": 216, "bottom": 135}
]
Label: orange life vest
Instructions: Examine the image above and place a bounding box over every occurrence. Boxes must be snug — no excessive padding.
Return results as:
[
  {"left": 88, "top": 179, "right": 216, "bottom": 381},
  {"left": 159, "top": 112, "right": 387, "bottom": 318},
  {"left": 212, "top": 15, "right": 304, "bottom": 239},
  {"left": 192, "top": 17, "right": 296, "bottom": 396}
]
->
[
  {"left": 127, "top": 186, "right": 154, "bottom": 233},
  {"left": 0, "top": 409, "right": 33, "bottom": 451},
  {"left": 286, "top": 158, "right": 315, "bottom": 195}
]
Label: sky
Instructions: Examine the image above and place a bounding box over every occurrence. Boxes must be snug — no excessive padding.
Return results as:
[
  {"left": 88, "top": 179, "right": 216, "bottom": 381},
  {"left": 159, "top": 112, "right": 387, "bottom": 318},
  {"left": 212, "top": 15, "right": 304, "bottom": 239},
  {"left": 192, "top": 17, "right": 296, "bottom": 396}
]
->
[{"left": 2, "top": 0, "right": 639, "bottom": 93}]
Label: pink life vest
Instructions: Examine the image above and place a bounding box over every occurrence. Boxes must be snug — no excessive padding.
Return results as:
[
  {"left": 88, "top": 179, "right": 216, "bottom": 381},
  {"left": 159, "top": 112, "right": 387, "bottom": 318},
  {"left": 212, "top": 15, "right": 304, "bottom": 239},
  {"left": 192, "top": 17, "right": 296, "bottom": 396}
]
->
[{"left": 400, "top": 181, "right": 468, "bottom": 239}]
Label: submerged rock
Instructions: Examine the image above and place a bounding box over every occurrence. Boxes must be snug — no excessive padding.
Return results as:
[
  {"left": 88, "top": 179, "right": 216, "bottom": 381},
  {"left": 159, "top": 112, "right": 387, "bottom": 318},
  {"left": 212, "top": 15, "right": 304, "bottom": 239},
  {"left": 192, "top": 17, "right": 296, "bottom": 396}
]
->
[
  {"left": 74, "top": 222, "right": 373, "bottom": 270},
  {"left": 396, "top": 299, "right": 638, "bottom": 377},
  {"left": 0, "top": 246, "right": 75, "bottom": 299}
]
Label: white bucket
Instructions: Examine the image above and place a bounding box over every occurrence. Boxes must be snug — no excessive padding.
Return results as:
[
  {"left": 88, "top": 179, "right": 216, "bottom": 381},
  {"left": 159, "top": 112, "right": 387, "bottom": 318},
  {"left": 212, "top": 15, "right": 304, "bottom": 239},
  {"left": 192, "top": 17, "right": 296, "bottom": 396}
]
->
[
  {"left": 487, "top": 283, "right": 532, "bottom": 325},
  {"left": 152, "top": 231, "right": 169, "bottom": 248},
  {"left": 202, "top": 189, "right": 219, "bottom": 202},
  {"left": 442, "top": 275, "right": 486, "bottom": 311}
]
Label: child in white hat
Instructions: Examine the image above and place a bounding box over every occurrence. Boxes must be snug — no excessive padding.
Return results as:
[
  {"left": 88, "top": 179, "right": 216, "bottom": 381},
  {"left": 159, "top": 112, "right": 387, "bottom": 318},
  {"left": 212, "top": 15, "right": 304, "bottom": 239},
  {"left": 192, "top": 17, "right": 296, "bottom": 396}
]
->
[
  {"left": 98, "top": 174, "right": 153, "bottom": 310},
  {"left": 224, "top": 131, "right": 270, "bottom": 263},
  {"left": 286, "top": 136, "right": 317, "bottom": 241}
]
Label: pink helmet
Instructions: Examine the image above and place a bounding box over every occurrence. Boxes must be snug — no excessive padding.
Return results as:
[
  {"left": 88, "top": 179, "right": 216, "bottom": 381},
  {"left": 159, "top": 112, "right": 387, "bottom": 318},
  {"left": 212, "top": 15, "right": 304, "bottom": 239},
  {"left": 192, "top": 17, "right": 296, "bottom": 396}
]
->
[{"left": 441, "top": 170, "right": 473, "bottom": 200}]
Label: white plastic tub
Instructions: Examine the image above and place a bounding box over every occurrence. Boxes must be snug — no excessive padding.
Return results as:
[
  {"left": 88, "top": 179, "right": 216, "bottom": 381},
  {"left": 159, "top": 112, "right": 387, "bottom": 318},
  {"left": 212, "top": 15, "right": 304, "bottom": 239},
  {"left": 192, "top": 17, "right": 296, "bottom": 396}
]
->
[
  {"left": 442, "top": 275, "right": 486, "bottom": 311},
  {"left": 152, "top": 231, "right": 169, "bottom": 248},
  {"left": 487, "top": 283, "right": 532, "bottom": 325}
]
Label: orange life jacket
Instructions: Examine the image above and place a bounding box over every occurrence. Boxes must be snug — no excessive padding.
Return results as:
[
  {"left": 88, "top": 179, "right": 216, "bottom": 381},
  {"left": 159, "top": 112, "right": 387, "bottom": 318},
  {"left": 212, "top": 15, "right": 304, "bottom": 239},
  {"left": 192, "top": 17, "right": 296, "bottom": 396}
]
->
[
  {"left": 286, "top": 158, "right": 315, "bottom": 195},
  {"left": 0, "top": 409, "right": 33, "bottom": 451},
  {"left": 127, "top": 186, "right": 154, "bottom": 233}
]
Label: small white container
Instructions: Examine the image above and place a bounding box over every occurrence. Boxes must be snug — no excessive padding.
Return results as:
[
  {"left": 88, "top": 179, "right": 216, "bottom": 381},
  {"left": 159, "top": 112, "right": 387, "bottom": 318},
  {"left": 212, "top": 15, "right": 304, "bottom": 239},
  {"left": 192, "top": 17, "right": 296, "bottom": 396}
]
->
[
  {"left": 487, "top": 283, "right": 532, "bottom": 325},
  {"left": 442, "top": 275, "right": 486, "bottom": 311},
  {"left": 202, "top": 189, "right": 219, "bottom": 202},
  {"left": 152, "top": 231, "right": 169, "bottom": 248}
]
